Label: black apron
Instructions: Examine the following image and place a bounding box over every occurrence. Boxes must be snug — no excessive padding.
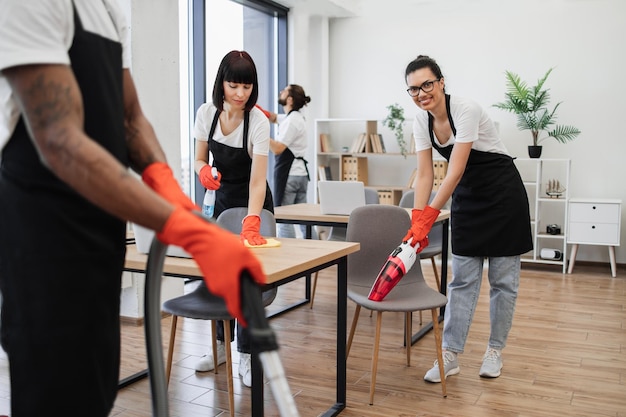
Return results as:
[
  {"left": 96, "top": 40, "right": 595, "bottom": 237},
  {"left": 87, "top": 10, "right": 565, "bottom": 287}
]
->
[
  {"left": 0, "top": 4, "right": 126, "bottom": 415},
  {"left": 273, "top": 110, "right": 309, "bottom": 206},
  {"left": 207, "top": 110, "right": 273, "bottom": 218},
  {"left": 429, "top": 95, "right": 533, "bottom": 257}
]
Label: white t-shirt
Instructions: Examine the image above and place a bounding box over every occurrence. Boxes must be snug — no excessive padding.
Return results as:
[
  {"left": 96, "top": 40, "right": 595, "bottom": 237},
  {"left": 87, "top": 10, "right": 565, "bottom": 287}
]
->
[
  {"left": 194, "top": 103, "right": 270, "bottom": 158},
  {"left": 0, "top": 0, "right": 131, "bottom": 151},
  {"left": 412, "top": 95, "right": 509, "bottom": 156},
  {"left": 276, "top": 111, "right": 308, "bottom": 176}
]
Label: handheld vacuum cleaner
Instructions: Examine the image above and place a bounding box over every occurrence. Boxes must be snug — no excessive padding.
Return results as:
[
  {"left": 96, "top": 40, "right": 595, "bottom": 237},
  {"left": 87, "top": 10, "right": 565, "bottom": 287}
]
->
[{"left": 368, "top": 238, "right": 418, "bottom": 301}]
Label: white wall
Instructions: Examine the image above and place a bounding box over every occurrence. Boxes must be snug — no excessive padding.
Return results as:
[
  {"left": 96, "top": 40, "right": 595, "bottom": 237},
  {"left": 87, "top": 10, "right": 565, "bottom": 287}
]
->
[
  {"left": 284, "top": 0, "right": 626, "bottom": 265},
  {"left": 129, "top": 0, "right": 183, "bottom": 183}
]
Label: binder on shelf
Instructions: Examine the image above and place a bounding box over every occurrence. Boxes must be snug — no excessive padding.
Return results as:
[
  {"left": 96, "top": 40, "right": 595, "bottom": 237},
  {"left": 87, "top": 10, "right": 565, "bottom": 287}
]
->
[
  {"left": 341, "top": 156, "right": 368, "bottom": 184},
  {"left": 318, "top": 165, "right": 327, "bottom": 181},
  {"left": 349, "top": 133, "right": 367, "bottom": 153},
  {"left": 319, "top": 133, "right": 331, "bottom": 152},
  {"left": 378, "top": 134, "right": 386, "bottom": 153},
  {"left": 376, "top": 189, "right": 402, "bottom": 205},
  {"left": 370, "top": 133, "right": 385, "bottom": 153},
  {"left": 368, "top": 134, "right": 377, "bottom": 153}
]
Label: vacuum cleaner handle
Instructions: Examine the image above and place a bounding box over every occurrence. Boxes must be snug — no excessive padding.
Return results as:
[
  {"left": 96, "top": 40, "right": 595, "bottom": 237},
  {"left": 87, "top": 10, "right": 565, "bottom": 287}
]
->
[{"left": 240, "top": 272, "right": 301, "bottom": 417}]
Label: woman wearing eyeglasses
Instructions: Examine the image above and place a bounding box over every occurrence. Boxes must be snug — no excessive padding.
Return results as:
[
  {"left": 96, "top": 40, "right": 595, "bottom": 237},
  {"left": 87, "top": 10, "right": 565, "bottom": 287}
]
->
[{"left": 401, "top": 55, "right": 532, "bottom": 383}]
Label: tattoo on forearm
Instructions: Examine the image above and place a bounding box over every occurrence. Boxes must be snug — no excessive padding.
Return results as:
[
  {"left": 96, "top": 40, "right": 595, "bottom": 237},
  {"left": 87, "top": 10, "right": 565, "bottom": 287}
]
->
[
  {"left": 125, "top": 116, "right": 158, "bottom": 170},
  {"left": 25, "top": 74, "right": 73, "bottom": 133}
]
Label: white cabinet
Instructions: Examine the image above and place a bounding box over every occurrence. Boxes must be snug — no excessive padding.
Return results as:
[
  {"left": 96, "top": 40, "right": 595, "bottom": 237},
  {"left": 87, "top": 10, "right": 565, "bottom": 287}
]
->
[
  {"left": 567, "top": 198, "right": 622, "bottom": 277},
  {"left": 513, "top": 158, "right": 571, "bottom": 272},
  {"left": 314, "top": 118, "right": 416, "bottom": 205}
]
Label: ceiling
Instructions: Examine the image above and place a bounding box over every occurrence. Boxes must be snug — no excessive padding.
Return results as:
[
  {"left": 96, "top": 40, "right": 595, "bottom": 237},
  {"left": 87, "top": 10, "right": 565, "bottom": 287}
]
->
[{"left": 273, "top": 0, "right": 362, "bottom": 17}]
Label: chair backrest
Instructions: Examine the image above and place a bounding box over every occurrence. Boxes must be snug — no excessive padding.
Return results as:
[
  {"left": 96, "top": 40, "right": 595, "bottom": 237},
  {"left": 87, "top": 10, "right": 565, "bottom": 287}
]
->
[
  {"left": 398, "top": 190, "right": 442, "bottom": 250},
  {"left": 364, "top": 188, "right": 380, "bottom": 204},
  {"left": 215, "top": 207, "right": 276, "bottom": 237},
  {"left": 398, "top": 190, "right": 415, "bottom": 209},
  {"left": 346, "top": 205, "right": 426, "bottom": 288}
]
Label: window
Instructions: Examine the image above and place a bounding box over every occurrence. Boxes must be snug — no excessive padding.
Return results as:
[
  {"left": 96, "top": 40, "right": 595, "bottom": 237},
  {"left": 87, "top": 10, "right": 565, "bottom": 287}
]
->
[{"left": 180, "top": 0, "right": 288, "bottom": 204}]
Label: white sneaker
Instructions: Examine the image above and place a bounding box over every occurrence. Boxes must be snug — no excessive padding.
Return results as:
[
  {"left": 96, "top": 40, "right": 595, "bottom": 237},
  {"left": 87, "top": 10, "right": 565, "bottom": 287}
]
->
[
  {"left": 423, "top": 351, "right": 460, "bottom": 383},
  {"left": 479, "top": 348, "right": 502, "bottom": 378},
  {"left": 195, "top": 340, "right": 226, "bottom": 372},
  {"left": 238, "top": 352, "right": 252, "bottom": 387}
]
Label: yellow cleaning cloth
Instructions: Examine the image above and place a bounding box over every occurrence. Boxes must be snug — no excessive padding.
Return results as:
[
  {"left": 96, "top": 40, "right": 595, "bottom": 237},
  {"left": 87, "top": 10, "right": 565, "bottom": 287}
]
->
[{"left": 244, "top": 238, "right": 282, "bottom": 248}]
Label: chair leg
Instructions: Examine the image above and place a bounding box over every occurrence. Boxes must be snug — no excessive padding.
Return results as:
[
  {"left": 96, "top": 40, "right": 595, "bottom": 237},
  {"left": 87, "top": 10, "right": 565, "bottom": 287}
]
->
[
  {"left": 166, "top": 315, "right": 178, "bottom": 386},
  {"left": 419, "top": 257, "right": 440, "bottom": 325},
  {"left": 222, "top": 320, "right": 235, "bottom": 417},
  {"left": 369, "top": 311, "right": 383, "bottom": 405},
  {"left": 431, "top": 257, "right": 441, "bottom": 290},
  {"left": 309, "top": 271, "right": 318, "bottom": 309},
  {"left": 210, "top": 321, "right": 219, "bottom": 375},
  {"left": 431, "top": 308, "right": 447, "bottom": 398},
  {"left": 405, "top": 312, "right": 412, "bottom": 366},
  {"left": 346, "top": 305, "right": 361, "bottom": 359}
]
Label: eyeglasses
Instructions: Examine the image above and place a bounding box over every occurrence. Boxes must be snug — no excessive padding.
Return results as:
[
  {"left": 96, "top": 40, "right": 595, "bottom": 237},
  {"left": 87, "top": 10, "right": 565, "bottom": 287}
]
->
[{"left": 406, "top": 78, "right": 441, "bottom": 97}]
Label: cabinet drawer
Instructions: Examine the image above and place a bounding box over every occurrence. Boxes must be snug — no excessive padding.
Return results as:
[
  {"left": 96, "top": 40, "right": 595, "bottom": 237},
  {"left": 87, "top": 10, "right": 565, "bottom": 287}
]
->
[
  {"left": 569, "top": 202, "right": 619, "bottom": 223},
  {"left": 568, "top": 222, "right": 620, "bottom": 245}
]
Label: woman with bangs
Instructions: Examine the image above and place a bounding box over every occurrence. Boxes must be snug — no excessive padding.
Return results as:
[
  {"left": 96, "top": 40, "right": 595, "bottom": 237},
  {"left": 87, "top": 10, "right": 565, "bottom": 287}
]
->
[{"left": 192, "top": 50, "right": 274, "bottom": 387}]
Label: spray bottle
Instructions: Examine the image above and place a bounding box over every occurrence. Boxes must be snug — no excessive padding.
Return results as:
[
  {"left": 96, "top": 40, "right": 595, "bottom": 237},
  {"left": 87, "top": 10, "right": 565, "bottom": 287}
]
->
[{"left": 202, "top": 167, "right": 218, "bottom": 218}]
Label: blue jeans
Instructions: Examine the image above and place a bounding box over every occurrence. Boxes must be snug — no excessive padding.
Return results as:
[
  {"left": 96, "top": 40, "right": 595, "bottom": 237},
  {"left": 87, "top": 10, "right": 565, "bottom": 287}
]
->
[
  {"left": 278, "top": 175, "right": 309, "bottom": 238},
  {"left": 443, "top": 255, "right": 520, "bottom": 353}
]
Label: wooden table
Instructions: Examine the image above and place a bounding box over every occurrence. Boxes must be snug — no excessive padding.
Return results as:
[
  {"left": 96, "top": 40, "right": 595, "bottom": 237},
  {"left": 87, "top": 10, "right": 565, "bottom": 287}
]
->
[
  {"left": 123, "top": 238, "right": 360, "bottom": 417},
  {"left": 274, "top": 203, "right": 451, "bottom": 344}
]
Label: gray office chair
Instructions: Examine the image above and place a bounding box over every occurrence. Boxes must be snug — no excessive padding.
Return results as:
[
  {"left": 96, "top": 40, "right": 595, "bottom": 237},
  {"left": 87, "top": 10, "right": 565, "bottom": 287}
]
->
[
  {"left": 309, "top": 188, "right": 379, "bottom": 309},
  {"left": 161, "top": 208, "right": 277, "bottom": 417},
  {"left": 344, "top": 205, "right": 448, "bottom": 404}
]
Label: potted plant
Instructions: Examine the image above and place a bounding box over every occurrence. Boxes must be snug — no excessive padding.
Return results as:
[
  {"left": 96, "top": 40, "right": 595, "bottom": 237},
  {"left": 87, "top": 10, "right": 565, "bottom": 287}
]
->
[
  {"left": 383, "top": 103, "right": 409, "bottom": 157},
  {"left": 493, "top": 68, "right": 580, "bottom": 158}
]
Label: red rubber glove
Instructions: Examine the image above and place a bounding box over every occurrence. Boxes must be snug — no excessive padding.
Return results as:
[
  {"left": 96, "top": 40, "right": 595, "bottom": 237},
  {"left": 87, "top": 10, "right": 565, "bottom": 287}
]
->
[
  {"left": 142, "top": 162, "right": 198, "bottom": 211},
  {"left": 241, "top": 214, "right": 267, "bottom": 246},
  {"left": 157, "top": 207, "right": 266, "bottom": 326},
  {"left": 254, "top": 104, "right": 271, "bottom": 119},
  {"left": 199, "top": 164, "right": 222, "bottom": 190},
  {"left": 403, "top": 205, "right": 440, "bottom": 253}
]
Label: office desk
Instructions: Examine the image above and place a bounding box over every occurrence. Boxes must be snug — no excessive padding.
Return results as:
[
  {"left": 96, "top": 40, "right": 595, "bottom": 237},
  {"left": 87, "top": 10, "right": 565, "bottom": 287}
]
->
[
  {"left": 274, "top": 203, "right": 450, "bottom": 344},
  {"left": 123, "top": 238, "right": 360, "bottom": 417}
]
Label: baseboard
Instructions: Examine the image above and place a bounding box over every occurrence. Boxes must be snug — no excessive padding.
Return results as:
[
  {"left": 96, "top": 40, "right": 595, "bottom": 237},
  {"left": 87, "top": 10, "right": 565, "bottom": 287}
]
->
[{"left": 120, "top": 312, "right": 171, "bottom": 326}]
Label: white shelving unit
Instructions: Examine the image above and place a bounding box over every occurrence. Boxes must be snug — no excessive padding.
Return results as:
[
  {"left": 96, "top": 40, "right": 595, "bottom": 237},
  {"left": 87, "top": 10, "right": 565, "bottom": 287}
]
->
[
  {"left": 514, "top": 158, "right": 571, "bottom": 272},
  {"left": 314, "top": 118, "right": 416, "bottom": 204}
]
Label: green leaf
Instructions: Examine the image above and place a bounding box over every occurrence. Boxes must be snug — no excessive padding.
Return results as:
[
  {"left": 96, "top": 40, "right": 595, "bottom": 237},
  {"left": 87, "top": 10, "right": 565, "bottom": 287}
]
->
[{"left": 383, "top": 103, "right": 408, "bottom": 157}]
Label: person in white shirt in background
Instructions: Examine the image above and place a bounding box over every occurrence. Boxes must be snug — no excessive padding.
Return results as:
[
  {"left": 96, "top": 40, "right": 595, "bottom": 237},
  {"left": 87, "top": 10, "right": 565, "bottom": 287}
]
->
[{"left": 262, "top": 84, "right": 312, "bottom": 238}]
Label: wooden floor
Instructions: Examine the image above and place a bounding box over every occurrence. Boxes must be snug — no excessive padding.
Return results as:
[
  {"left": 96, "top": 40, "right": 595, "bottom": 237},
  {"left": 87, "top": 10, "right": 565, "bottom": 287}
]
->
[{"left": 0, "top": 260, "right": 624, "bottom": 416}]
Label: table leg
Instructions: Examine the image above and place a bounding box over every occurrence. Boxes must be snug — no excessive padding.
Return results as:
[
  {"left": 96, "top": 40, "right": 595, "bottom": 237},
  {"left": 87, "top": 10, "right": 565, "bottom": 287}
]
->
[
  {"left": 319, "top": 255, "right": 348, "bottom": 416},
  {"left": 567, "top": 244, "right": 579, "bottom": 274}
]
